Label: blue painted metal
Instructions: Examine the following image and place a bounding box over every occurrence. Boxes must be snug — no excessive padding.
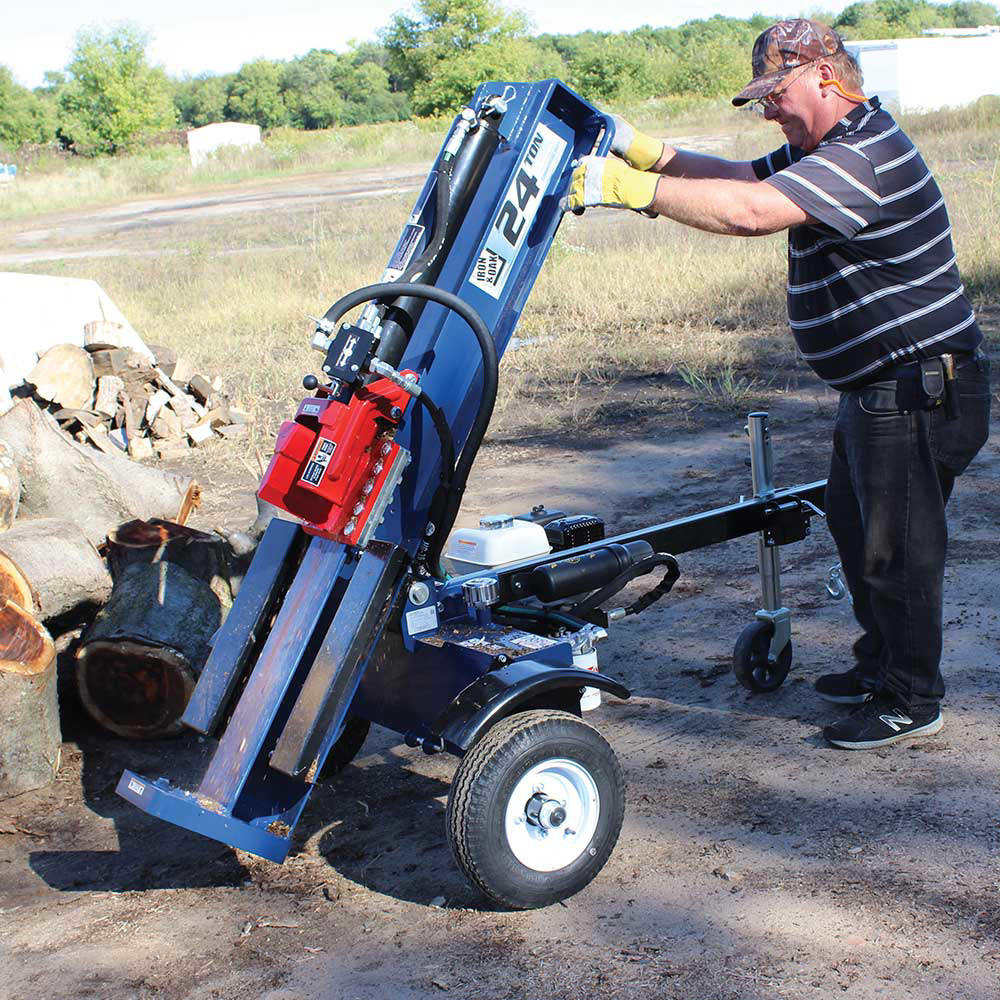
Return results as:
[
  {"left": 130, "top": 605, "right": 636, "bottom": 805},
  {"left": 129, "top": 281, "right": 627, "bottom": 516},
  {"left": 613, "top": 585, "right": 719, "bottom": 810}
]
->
[
  {"left": 118, "top": 79, "right": 615, "bottom": 861},
  {"left": 182, "top": 518, "right": 303, "bottom": 737},
  {"left": 377, "top": 80, "right": 614, "bottom": 556},
  {"left": 430, "top": 659, "right": 631, "bottom": 754}
]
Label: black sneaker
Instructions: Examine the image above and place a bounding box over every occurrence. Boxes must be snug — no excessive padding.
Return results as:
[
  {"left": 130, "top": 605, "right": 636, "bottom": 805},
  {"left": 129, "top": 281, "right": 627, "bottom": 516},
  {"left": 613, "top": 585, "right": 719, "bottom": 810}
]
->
[
  {"left": 824, "top": 694, "right": 943, "bottom": 750},
  {"left": 814, "top": 666, "right": 877, "bottom": 705}
]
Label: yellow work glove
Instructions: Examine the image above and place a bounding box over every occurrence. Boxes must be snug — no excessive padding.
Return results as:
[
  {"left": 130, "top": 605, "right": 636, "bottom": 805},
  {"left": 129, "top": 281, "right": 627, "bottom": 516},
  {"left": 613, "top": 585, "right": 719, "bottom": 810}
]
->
[
  {"left": 609, "top": 114, "right": 664, "bottom": 171},
  {"left": 563, "top": 156, "right": 659, "bottom": 213}
]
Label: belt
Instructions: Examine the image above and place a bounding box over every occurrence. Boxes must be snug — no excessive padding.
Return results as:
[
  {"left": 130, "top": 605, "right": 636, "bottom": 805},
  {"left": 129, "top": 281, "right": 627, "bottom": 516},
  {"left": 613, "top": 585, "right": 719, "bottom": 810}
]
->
[{"left": 854, "top": 348, "right": 985, "bottom": 389}]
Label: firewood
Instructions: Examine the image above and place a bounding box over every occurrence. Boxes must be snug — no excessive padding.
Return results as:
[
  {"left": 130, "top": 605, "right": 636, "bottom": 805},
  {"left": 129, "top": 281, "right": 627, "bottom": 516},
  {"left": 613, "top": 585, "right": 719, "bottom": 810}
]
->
[
  {"left": 148, "top": 344, "right": 177, "bottom": 379},
  {"left": 170, "top": 357, "right": 195, "bottom": 388},
  {"left": 77, "top": 519, "right": 235, "bottom": 738},
  {"left": 175, "top": 483, "right": 202, "bottom": 526},
  {"left": 0, "top": 441, "right": 19, "bottom": 531},
  {"left": 109, "top": 427, "right": 128, "bottom": 451},
  {"left": 95, "top": 375, "right": 124, "bottom": 418},
  {"left": 27, "top": 344, "right": 95, "bottom": 411},
  {"left": 151, "top": 405, "right": 183, "bottom": 440},
  {"left": 128, "top": 436, "right": 154, "bottom": 461},
  {"left": 217, "top": 423, "right": 248, "bottom": 441},
  {"left": 0, "top": 400, "right": 194, "bottom": 546},
  {"left": 187, "top": 374, "right": 212, "bottom": 403},
  {"left": 0, "top": 517, "right": 112, "bottom": 621},
  {"left": 81, "top": 423, "right": 115, "bottom": 455},
  {"left": 144, "top": 389, "right": 171, "bottom": 427},
  {"left": 0, "top": 600, "right": 60, "bottom": 798},
  {"left": 84, "top": 319, "right": 124, "bottom": 350},
  {"left": 187, "top": 422, "right": 215, "bottom": 446},
  {"left": 89, "top": 348, "right": 130, "bottom": 378}
]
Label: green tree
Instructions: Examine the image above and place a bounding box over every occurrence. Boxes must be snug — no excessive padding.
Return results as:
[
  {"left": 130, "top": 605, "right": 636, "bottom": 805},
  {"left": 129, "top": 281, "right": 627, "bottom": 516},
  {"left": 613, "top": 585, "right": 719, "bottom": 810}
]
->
[
  {"left": 566, "top": 35, "right": 675, "bottom": 103},
  {"left": 382, "top": 0, "right": 537, "bottom": 113},
  {"left": 58, "top": 24, "right": 176, "bottom": 154},
  {"left": 174, "top": 73, "right": 230, "bottom": 127},
  {"left": 227, "top": 59, "right": 289, "bottom": 128},
  {"left": 0, "top": 67, "right": 57, "bottom": 149}
]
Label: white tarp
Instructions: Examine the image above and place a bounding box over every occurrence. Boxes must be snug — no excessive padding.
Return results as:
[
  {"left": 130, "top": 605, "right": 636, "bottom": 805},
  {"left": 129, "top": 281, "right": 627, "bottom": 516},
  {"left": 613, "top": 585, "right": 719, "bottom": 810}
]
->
[
  {"left": 0, "top": 272, "right": 155, "bottom": 412},
  {"left": 848, "top": 31, "right": 1000, "bottom": 113},
  {"left": 187, "top": 122, "right": 262, "bottom": 167}
]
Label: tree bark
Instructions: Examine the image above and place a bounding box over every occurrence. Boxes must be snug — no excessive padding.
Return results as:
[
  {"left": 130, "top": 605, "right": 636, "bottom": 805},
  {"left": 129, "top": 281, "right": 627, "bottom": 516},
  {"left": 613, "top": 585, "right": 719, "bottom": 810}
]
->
[
  {"left": 0, "top": 517, "right": 112, "bottom": 621},
  {"left": 0, "top": 400, "right": 194, "bottom": 545},
  {"left": 0, "top": 440, "right": 20, "bottom": 531},
  {"left": 0, "top": 600, "right": 60, "bottom": 798},
  {"left": 76, "top": 543, "right": 231, "bottom": 739}
]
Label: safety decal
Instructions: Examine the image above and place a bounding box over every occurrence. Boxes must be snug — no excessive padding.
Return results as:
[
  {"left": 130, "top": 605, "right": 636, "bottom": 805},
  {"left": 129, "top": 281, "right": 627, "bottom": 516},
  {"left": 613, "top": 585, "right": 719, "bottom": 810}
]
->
[
  {"left": 469, "top": 122, "right": 567, "bottom": 299},
  {"left": 384, "top": 223, "right": 426, "bottom": 281},
  {"left": 505, "top": 630, "right": 557, "bottom": 650},
  {"left": 127, "top": 778, "right": 145, "bottom": 796},
  {"left": 300, "top": 438, "right": 336, "bottom": 486},
  {"left": 301, "top": 403, "right": 322, "bottom": 416},
  {"left": 406, "top": 605, "right": 438, "bottom": 635}
]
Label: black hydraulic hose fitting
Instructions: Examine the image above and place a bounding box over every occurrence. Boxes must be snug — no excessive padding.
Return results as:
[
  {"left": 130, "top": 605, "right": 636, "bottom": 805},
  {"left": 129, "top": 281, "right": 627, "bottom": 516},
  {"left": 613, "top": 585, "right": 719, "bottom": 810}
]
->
[{"left": 529, "top": 541, "right": 655, "bottom": 604}]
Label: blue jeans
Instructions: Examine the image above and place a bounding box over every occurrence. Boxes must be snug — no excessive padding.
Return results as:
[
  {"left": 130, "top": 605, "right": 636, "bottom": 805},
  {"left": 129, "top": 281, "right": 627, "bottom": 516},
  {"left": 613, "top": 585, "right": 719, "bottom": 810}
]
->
[{"left": 825, "top": 354, "right": 991, "bottom": 709}]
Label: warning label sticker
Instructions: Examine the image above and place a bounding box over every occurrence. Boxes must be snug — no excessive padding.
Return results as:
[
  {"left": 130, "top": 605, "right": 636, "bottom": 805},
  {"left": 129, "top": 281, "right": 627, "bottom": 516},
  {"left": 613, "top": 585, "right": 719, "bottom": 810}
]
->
[
  {"left": 384, "top": 223, "right": 426, "bottom": 281},
  {"left": 300, "top": 438, "right": 336, "bottom": 486},
  {"left": 469, "top": 122, "right": 567, "bottom": 300}
]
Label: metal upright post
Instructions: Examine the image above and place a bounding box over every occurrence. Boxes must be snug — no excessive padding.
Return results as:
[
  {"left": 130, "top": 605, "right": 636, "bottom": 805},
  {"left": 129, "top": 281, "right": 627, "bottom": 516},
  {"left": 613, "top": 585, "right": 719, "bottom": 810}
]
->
[{"left": 747, "top": 412, "right": 791, "bottom": 656}]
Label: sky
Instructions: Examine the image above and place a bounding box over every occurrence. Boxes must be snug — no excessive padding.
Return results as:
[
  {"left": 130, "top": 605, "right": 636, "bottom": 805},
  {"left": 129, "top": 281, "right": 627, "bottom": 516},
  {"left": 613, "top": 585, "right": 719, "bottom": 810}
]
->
[{"left": 3, "top": 1, "right": 854, "bottom": 89}]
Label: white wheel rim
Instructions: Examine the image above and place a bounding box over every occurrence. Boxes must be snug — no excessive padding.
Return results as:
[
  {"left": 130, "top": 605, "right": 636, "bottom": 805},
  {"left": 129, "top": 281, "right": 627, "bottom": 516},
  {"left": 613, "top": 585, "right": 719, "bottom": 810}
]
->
[{"left": 503, "top": 757, "right": 600, "bottom": 872}]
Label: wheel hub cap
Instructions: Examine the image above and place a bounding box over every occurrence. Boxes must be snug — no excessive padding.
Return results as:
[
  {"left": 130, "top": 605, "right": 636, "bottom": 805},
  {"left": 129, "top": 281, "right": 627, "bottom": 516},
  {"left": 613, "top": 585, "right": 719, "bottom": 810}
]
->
[{"left": 504, "top": 758, "right": 600, "bottom": 872}]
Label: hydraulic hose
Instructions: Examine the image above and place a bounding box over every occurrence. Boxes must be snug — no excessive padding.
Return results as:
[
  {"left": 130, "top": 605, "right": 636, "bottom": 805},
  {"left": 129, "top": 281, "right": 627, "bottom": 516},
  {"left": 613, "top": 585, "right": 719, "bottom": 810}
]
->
[
  {"left": 565, "top": 553, "right": 681, "bottom": 618},
  {"left": 399, "top": 160, "right": 454, "bottom": 285},
  {"left": 320, "top": 282, "right": 498, "bottom": 576}
]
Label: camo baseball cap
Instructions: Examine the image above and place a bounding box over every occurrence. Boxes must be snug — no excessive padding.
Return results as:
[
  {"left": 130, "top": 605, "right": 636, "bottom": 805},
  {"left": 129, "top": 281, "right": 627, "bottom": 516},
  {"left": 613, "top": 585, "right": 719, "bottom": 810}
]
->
[{"left": 731, "top": 18, "right": 845, "bottom": 106}]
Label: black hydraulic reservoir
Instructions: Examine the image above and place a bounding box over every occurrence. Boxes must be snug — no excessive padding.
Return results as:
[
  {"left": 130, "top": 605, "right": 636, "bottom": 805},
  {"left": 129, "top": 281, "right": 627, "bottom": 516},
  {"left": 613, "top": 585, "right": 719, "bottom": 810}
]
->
[{"left": 529, "top": 540, "right": 654, "bottom": 602}]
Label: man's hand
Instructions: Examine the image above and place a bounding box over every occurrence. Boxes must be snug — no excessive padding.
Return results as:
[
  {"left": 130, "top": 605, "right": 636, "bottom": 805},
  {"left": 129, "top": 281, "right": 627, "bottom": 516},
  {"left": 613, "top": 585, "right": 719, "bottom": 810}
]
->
[
  {"left": 564, "top": 156, "right": 659, "bottom": 213},
  {"left": 609, "top": 114, "right": 664, "bottom": 172}
]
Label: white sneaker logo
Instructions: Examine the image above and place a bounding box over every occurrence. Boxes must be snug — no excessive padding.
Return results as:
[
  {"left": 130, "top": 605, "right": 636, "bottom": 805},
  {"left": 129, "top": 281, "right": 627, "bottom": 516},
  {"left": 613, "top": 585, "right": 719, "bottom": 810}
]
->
[{"left": 879, "top": 710, "right": 913, "bottom": 732}]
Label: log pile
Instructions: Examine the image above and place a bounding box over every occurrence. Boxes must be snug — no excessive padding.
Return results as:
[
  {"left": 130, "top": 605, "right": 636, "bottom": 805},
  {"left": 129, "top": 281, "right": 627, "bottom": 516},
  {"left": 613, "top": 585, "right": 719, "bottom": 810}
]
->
[
  {"left": 0, "top": 322, "right": 272, "bottom": 799},
  {"left": 22, "top": 339, "right": 248, "bottom": 460}
]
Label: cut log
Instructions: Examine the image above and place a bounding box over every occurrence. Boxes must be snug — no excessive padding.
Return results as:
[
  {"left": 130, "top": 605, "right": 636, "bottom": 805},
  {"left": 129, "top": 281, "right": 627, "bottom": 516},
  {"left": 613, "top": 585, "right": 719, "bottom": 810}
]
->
[
  {"left": 84, "top": 319, "right": 125, "bottom": 350},
  {"left": 0, "top": 517, "right": 113, "bottom": 620},
  {"left": 148, "top": 344, "right": 177, "bottom": 378},
  {"left": 0, "top": 440, "right": 20, "bottom": 531},
  {"left": 0, "top": 600, "right": 60, "bottom": 798},
  {"left": 0, "top": 400, "right": 195, "bottom": 546},
  {"left": 27, "top": 344, "right": 95, "bottom": 411},
  {"left": 76, "top": 558, "right": 229, "bottom": 739},
  {"left": 106, "top": 517, "right": 233, "bottom": 606}
]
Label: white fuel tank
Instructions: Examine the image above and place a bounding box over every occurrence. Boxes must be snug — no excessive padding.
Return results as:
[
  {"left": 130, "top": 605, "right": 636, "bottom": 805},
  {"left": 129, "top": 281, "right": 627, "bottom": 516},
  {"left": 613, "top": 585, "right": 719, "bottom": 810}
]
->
[{"left": 443, "top": 514, "right": 551, "bottom": 576}]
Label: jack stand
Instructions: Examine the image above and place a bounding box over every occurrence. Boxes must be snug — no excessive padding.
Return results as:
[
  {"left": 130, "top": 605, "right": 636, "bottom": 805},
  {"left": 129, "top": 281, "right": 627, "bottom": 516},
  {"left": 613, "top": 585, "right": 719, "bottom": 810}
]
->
[{"left": 748, "top": 411, "right": 791, "bottom": 658}]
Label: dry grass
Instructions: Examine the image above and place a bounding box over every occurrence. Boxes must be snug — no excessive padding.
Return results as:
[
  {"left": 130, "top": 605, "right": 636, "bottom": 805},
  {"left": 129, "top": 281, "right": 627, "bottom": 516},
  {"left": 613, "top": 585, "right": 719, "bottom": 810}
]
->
[
  {"left": 8, "top": 100, "right": 998, "bottom": 458},
  {"left": 0, "top": 120, "right": 445, "bottom": 220}
]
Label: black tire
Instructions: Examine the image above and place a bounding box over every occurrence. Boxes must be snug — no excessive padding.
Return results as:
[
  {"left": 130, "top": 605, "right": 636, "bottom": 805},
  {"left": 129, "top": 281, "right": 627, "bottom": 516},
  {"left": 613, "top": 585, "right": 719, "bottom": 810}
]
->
[
  {"left": 446, "top": 709, "right": 625, "bottom": 910},
  {"left": 733, "top": 619, "right": 792, "bottom": 693},
  {"left": 320, "top": 717, "right": 371, "bottom": 779}
]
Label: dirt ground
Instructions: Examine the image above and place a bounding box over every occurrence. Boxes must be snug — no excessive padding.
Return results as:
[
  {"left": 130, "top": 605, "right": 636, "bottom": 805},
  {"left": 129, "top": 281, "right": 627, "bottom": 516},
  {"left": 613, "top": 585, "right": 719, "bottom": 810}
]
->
[{"left": 2, "top": 175, "right": 999, "bottom": 1000}]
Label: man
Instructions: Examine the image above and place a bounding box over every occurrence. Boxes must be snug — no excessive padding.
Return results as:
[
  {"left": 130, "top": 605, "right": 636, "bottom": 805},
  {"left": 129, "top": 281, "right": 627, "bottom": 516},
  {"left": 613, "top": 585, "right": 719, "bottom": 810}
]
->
[{"left": 565, "top": 18, "right": 991, "bottom": 750}]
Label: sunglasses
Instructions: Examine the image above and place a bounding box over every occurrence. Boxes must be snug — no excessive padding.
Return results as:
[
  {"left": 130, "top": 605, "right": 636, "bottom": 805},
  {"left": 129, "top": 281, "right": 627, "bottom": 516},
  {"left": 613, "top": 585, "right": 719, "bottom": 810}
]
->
[{"left": 750, "top": 62, "right": 816, "bottom": 115}]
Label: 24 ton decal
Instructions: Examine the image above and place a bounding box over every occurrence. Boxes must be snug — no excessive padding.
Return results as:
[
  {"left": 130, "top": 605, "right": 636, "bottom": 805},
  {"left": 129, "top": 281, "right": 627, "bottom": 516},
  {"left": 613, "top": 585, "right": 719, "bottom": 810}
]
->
[{"left": 469, "top": 123, "right": 566, "bottom": 299}]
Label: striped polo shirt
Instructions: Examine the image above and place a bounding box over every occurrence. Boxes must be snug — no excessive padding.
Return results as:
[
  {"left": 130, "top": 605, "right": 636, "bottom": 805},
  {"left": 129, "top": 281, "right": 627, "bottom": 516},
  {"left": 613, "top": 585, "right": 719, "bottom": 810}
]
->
[{"left": 752, "top": 97, "right": 981, "bottom": 388}]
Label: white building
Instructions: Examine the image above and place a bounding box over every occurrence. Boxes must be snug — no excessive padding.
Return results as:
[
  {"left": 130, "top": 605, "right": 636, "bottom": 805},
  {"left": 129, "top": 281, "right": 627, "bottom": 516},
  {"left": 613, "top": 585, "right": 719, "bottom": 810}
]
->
[
  {"left": 186, "top": 122, "right": 262, "bottom": 168},
  {"left": 846, "top": 28, "right": 1000, "bottom": 113}
]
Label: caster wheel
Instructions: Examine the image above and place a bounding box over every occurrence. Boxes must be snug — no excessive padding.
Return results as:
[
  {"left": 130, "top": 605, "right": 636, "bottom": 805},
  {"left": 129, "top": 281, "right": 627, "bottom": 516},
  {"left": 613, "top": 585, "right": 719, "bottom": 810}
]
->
[
  {"left": 446, "top": 710, "right": 625, "bottom": 910},
  {"left": 320, "top": 717, "right": 370, "bottom": 778},
  {"left": 733, "top": 620, "right": 792, "bottom": 693}
]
